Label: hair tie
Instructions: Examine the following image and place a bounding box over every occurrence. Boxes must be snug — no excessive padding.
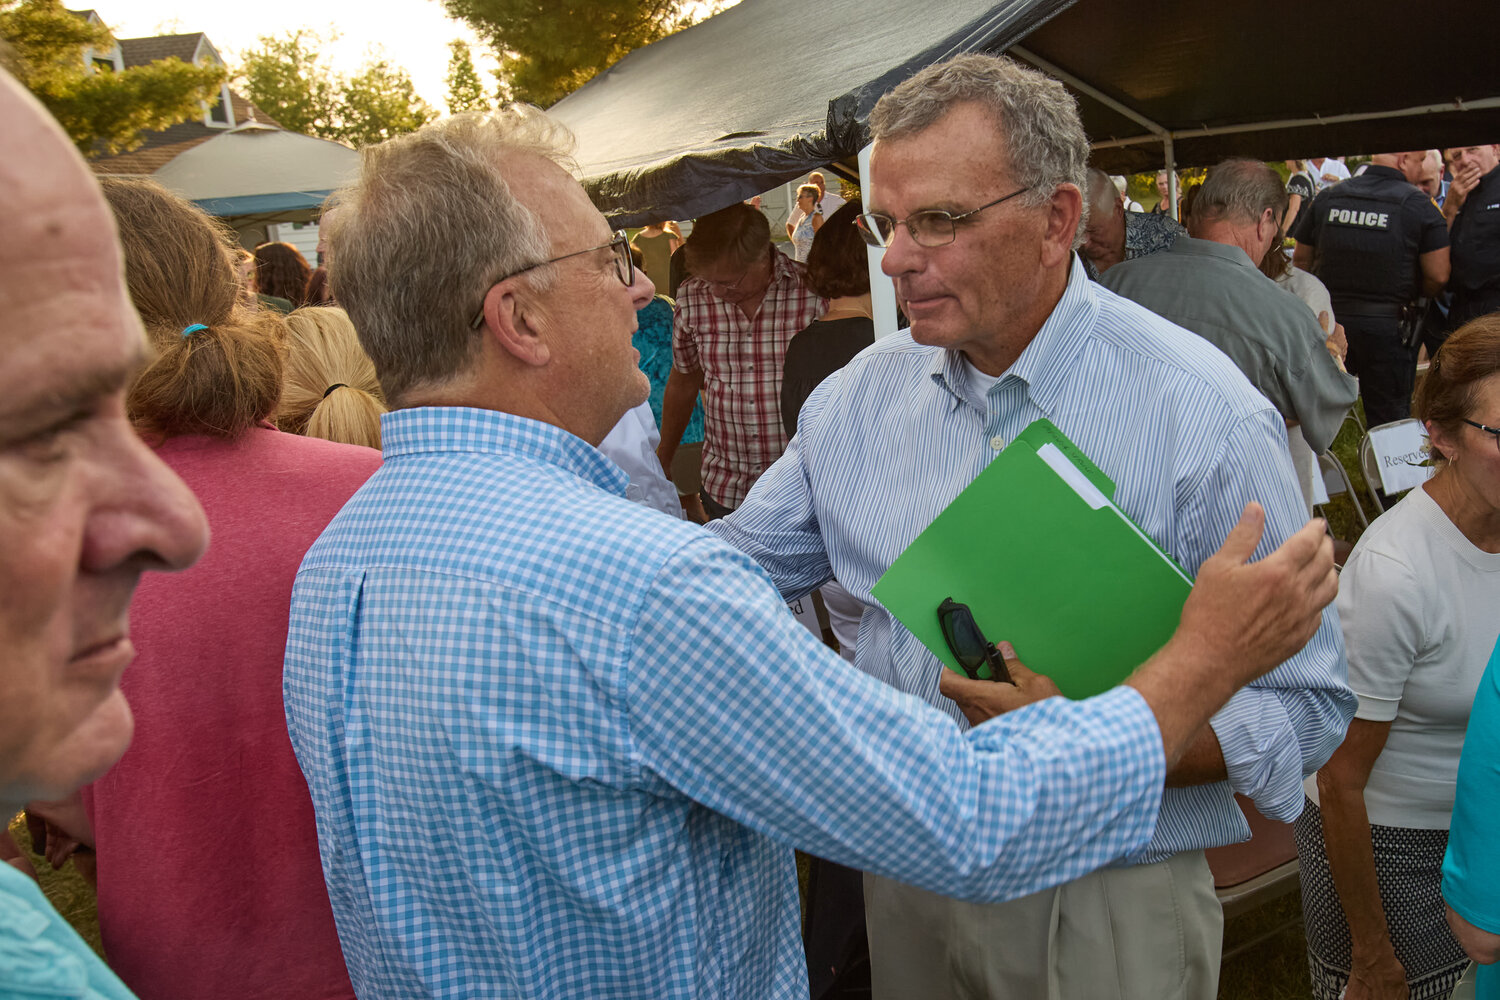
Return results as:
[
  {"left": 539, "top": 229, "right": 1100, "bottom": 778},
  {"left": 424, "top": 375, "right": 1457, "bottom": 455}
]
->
[
  {"left": 181, "top": 323, "right": 208, "bottom": 338},
  {"left": 322, "top": 383, "right": 348, "bottom": 399}
]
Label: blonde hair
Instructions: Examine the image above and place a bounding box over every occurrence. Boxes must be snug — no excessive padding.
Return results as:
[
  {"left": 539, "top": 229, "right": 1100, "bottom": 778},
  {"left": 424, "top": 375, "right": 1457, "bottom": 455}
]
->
[
  {"left": 278, "top": 307, "right": 387, "bottom": 449},
  {"left": 101, "top": 178, "right": 284, "bottom": 440}
]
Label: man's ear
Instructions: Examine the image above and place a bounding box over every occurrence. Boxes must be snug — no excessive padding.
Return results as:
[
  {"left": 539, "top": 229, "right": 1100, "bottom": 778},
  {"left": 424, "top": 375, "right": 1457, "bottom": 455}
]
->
[
  {"left": 479, "top": 280, "right": 550, "bottom": 368},
  {"left": 1042, "top": 183, "right": 1084, "bottom": 268}
]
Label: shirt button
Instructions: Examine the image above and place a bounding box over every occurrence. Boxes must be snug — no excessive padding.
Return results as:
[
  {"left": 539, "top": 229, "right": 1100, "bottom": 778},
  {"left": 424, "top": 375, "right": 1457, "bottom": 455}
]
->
[{"left": 990, "top": 435, "right": 1005, "bottom": 451}]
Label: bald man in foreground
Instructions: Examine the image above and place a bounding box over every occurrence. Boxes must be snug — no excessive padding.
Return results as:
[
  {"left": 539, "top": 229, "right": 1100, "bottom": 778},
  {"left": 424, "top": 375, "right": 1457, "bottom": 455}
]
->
[{"left": 0, "top": 70, "right": 207, "bottom": 996}]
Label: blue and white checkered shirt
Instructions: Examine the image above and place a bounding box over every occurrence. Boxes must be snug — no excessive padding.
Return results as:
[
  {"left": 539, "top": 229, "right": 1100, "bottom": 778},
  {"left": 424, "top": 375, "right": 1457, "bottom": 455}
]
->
[
  {"left": 284, "top": 405, "right": 1170, "bottom": 999},
  {"left": 710, "top": 257, "right": 1356, "bottom": 863}
]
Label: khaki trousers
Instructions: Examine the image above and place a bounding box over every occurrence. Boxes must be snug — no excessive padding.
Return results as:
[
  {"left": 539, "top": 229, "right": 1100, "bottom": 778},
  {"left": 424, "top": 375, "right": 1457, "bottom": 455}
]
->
[{"left": 863, "top": 851, "right": 1222, "bottom": 1000}]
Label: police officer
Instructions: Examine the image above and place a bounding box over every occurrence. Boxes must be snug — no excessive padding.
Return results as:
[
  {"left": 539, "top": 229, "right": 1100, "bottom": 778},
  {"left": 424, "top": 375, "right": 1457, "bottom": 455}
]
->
[
  {"left": 1293, "top": 151, "right": 1449, "bottom": 427},
  {"left": 1443, "top": 144, "right": 1500, "bottom": 330}
]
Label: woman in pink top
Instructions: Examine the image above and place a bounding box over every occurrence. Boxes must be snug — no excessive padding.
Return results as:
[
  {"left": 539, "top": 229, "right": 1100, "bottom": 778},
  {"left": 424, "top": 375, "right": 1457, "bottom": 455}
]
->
[{"left": 69, "top": 179, "right": 380, "bottom": 1000}]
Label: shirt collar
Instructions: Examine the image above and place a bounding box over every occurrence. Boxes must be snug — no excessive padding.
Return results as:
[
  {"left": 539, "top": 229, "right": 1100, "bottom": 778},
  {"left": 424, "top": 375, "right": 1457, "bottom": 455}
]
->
[
  {"left": 1169, "top": 235, "right": 1256, "bottom": 269},
  {"left": 380, "top": 406, "right": 629, "bottom": 495},
  {"left": 767, "top": 247, "right": 807, "bottom": 291},
  {"left": 927, "top": 254, "right": 1099, "bottom": 413}
]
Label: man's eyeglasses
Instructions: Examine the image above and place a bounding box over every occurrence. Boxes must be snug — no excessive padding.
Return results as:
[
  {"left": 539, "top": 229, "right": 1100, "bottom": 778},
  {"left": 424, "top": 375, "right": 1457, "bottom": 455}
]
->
[
  {"left": 1462, "top": 418, "right": 1500, "bottom": 453},
  {"left": 469, "top": 230, "right": 634, "bottom": 330},
  {"left": 700, "top": 249, "right": 769, "bottom": 294},
  {"left": 937, "top": 597, "right": 1013, "bottom": 684},
  {"left": 703, "top": 264, "right": 753, "bottom": 293},
  {"left": 857, "top": 186, "right": 1030, "bottom": 249}
]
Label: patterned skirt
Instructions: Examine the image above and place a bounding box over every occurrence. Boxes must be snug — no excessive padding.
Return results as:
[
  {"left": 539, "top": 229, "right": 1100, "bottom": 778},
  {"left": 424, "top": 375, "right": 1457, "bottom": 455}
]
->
[{"left": 1295, "top": 797, "right": 1470, "bottom": 1000}]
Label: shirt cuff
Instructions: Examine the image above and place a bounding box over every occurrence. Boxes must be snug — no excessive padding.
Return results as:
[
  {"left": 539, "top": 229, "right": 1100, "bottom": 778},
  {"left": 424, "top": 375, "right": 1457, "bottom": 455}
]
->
[{"left": 1210, "top": 688, "right": 1303, "bottom": 821}]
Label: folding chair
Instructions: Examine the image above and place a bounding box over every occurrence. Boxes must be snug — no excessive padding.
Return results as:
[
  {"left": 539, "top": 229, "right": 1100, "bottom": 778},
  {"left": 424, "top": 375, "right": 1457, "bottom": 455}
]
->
[
  {"left": 1315, "top": 450, "right": 1369, "bottom": 532},
  {"left": 1359, "top": 418, "right": 1433, "bottom": 514}
]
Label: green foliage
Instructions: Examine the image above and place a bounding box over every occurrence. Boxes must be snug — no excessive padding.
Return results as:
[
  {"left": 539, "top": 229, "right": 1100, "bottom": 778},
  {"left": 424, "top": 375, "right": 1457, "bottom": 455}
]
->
[
  {"left": 441, "top": 0, "right": 698, "bottom": 107},
  {"left": 0, "top": 0, "right": 225, "bottom": 155},
  {"left": 445, "top": 39, "right": 490, "bottom": 114},
  {"left": 236, "top": 29, "right": 341, "bottom": 137},
  {"left": 236, "top": 30, "right": 434, "bottom": 148},
  {"left": 341, "top": 60, "right": 436, "bottom": 147}
]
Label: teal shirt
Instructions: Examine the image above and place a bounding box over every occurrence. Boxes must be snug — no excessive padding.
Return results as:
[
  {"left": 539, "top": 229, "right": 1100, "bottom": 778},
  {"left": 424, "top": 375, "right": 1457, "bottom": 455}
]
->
[
  {"left": 1443, "top": 636, "right": 1500, "bottom": 999},
  {"left": 0, "top": 863, "right": 136, "bottom": 999}
]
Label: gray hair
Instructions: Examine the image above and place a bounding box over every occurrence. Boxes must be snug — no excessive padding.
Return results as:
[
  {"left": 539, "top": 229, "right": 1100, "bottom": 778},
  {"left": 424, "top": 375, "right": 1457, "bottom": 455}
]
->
[
  {"left": 327, "top": 106, "right": 573, "bottom": 405},
  {"left": 1085, "top": 167, "right": 1121, "bottom": 215},
  {"left": 1194, "top": 158, "right": 1288, "bottom": 229},
  {"left": 869, "top": 54, "right": 1091, "bottom": 246}
]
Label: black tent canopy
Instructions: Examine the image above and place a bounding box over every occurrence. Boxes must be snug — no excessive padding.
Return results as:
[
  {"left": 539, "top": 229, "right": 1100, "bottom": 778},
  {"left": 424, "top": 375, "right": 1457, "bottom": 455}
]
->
[
  {"left": 1017, "top": 4, "right": 1500, "bottom": 176},
  {"left": 550, "top": 0, "right": 1500, "bottom": 226},
  {"left": 550, "top": 0, "right": 1073, "bottom": 227}
]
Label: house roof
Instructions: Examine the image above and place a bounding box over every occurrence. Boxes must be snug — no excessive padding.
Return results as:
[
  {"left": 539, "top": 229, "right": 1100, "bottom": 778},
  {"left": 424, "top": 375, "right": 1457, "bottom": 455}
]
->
[
  {"left": 91, "top": 90, "right": 284, "bottom": 175},
  {"left": 117, "top": 33, "right": 206, "bottom": 69}
]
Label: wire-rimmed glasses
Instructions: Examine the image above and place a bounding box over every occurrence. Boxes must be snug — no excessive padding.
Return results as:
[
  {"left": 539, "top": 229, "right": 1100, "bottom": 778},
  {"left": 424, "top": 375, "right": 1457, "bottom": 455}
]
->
[
  {"left": 469, "top": 231, "right": 634, "bottom": 329},
  {"left": 856, "top": 186, "right": 1030, "bottom": 249}
]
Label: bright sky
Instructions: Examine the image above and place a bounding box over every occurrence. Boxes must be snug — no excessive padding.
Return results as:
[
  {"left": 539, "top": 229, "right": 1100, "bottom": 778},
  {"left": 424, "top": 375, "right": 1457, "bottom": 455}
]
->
[{"left": 101, "top": 0, "right": 499, "bottom": 112}]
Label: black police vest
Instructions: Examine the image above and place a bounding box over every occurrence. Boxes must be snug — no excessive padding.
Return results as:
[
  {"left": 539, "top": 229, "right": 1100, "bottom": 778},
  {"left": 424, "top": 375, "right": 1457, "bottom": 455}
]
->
[
  {"left": 1451, "top": 166, "right": 1500, "bottom": 295},
  {"left": 1313, "top": 172, "right": 1421, "bottom": 309}
]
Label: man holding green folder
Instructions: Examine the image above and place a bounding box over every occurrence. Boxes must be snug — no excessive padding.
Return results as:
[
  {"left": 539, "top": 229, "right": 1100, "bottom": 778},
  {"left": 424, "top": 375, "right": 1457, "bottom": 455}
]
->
[{"left": 710, "top": 54, "right": 1355, "bottom": 999}]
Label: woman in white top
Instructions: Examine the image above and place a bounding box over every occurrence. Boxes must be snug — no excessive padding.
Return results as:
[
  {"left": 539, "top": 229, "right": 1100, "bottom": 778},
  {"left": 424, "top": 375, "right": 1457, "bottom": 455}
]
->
[
  {"left": 1296, "top": 315, "right": 1500, "bottom": 1000},
  {"left": 786, "top": 183, "right": 823, "bottom": 262}
]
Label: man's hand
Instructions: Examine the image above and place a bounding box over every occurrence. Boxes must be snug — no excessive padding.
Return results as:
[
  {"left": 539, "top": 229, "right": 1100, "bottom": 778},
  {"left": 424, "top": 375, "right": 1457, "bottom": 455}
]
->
[
  {"left": 1324, "top": 318, "right": 1348, "bottom": 365},
  {"left": 938, "top": 642, "right": 1061, "bottom": 726},
  {"left": 1176, "top": 503, "right": 1335, "bottom": 685},
  {"left": 1127, "top": 503, "right": 1337, "bottom": 767},
  {"left": 1446, "top": 162, "right": 1483, "bottom": 220},
  {"left": 1344, "top": 948, "right": 1410, "bottom": 1000}
]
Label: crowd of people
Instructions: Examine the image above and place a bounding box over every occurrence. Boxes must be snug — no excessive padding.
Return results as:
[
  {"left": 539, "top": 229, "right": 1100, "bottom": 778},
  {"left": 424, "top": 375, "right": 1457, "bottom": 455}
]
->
[{"left": 1, "top": 44, "right": 1499, "bottom": 1000}]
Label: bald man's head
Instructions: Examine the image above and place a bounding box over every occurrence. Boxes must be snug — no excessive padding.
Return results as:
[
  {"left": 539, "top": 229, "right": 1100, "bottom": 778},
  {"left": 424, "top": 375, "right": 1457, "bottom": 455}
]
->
[
  {"left": 0, "top": 70, "right": 207, "bottom": 812},
  {"left": 1372, "top": 151, "right": 1429, "bottom": 185}
]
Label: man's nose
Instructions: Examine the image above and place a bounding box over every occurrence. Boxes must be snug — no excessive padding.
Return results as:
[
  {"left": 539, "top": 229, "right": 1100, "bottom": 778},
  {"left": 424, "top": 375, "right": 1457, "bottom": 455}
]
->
[
  {"left": 81, "top": 422, "right": 208, "bottom": 576},
  {"left": 879, "top": 223, "right": 923, "bottom": 278}
]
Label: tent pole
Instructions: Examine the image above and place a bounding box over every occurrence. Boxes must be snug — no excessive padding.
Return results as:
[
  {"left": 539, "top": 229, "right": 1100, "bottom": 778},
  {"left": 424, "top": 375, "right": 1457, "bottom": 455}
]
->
[
  {"left": 1165, "top": 137, "right": 1178, "bottom": 222},
  {"left": 1088, "top": 94, "right": 1500, "bottom": 152},
  {"left": 860, "top": 143, "right": 900, "bottom": 339}
]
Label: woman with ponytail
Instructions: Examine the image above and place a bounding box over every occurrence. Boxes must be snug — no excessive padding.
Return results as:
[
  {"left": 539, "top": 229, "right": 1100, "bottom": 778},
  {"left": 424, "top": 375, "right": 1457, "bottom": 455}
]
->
[
  {"left": 60, "top": 179, "right": 376, "bottom": 1000},
  {"left": 279, "top": 306, "right": 387, "bottom": 449}
]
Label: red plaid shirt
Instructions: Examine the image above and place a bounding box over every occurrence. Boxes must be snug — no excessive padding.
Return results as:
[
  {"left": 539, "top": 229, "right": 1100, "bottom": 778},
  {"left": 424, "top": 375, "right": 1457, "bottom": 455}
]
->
[{"left": 673, "top": 250, "right": 826, "bottom": 507}]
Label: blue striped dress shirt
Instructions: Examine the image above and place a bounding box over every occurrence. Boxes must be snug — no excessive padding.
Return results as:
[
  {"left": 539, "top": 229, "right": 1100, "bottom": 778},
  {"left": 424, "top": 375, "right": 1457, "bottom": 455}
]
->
[
  {"left": 283, "top": 405, "right": 1170, "bottom": 999},
  {"left": 709, "top": 258, "right": 1356, "bottom": 863}
]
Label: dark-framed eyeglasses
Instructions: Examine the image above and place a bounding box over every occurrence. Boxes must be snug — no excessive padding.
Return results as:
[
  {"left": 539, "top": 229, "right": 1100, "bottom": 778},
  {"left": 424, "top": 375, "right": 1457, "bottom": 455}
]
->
[
  {"left": 936, "top": 597, "right": 1013, "bottom": 684},
  {"left": 1462, "top": 418, "right": 1500, "bottom": 453},
  {"left": 469, "top": 230, "right": 633, "bottom": 330},
  {"left": 857, "top": 186, "right": 1031, "bottom": 249},
  {"left": 700, "top": 248, "right": 770, "bottom": 294}
]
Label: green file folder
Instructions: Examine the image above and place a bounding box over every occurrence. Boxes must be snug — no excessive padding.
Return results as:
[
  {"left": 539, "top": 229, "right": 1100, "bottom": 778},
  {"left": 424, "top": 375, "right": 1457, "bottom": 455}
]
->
[{"left": 871, "top": 419, "right": 1193, "bottom": 699}]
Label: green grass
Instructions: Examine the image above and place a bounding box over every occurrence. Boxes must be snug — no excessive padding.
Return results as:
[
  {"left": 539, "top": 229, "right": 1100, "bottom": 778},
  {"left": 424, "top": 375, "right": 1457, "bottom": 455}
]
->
[
  {"left": 7, "top": 812, "right": 103, "bottom": 956},
  {"left": 1320, "top": 402, "right": 1378, "bottom": 548},
  {"left": 1219, "top": 892, "right": 1312, "bottom": 998}
]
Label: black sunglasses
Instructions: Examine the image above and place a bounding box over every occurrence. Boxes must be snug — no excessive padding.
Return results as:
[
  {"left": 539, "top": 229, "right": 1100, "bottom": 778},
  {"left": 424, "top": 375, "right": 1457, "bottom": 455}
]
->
[{"left": 937, "top": 597, "right": 1013, "bottom": 684}]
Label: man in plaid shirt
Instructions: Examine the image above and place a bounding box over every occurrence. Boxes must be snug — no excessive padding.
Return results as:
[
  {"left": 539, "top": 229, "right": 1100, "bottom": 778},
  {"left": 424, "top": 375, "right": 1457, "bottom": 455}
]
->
[{"left": 657, "top": 204, "right": 825, "bottom": 517}]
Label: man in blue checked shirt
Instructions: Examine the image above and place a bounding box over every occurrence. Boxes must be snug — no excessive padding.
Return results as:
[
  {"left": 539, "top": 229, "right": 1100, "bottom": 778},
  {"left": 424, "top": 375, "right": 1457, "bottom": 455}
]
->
[
  {"left": 282, "top": 106, "right": 1338, "bottom": 1000},
  {"left": 711, "top": 55, "right": 1356, "bottom": 999}
]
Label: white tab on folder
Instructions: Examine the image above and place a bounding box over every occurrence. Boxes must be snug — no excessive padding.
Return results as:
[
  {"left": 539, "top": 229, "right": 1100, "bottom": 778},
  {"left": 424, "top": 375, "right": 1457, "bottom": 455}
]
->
[{"left": 1037, "top": 442, "right": 1108, "bottom": 509}]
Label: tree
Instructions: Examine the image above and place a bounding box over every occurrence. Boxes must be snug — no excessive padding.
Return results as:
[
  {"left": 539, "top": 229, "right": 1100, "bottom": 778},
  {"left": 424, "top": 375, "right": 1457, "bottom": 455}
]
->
[
  {"left": 445, "top": 40, "right": 490, "bottom": 114},
  {"left": 440, "top": 0, "right": 698, "bottom": 107},
  {"left": 236, "top": 29, "right": 341, "bottom": 139},
  {"left": 340, "top": 60, "right": 436, "bottom": 147},
  {"left": 0, "top": 0, "right": 226, "bottom": 155},
  {"left": 237, "top": 31, "right": 434, "bottom": 148}
]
